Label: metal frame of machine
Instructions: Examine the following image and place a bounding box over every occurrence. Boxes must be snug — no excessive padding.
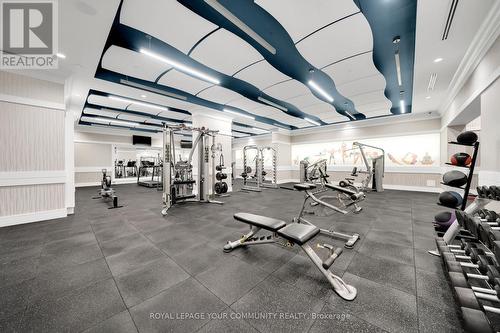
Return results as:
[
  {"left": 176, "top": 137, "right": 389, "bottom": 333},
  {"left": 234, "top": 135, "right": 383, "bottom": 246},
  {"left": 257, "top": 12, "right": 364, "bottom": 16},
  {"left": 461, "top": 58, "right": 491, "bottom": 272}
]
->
[
  {"left": 345, "top": 142, "right": 385, "bottom": 192},
  {"left": 161, "top": 124, "right": 223, "bottom": 216},
  {"left": 241, "top": 145, "right": 278, "bottom": 192}
]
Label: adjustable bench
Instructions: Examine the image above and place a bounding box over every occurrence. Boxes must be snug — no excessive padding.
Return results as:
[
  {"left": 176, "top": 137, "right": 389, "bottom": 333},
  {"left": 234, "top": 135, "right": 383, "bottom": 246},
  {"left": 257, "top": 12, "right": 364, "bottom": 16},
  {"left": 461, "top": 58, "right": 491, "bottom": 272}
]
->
[{"left": 223, "top": 212, "right": 357, "bottom": 300}]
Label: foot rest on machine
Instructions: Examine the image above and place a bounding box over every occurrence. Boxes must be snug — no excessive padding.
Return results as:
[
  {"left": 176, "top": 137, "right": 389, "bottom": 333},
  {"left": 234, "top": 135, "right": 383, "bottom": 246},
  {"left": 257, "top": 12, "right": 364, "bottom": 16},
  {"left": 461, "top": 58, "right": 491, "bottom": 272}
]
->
[
  {"left": 277, "top": 223, "right": 320, "bottom": 245},
  {"left": 234, "top": 213, "right": 287, "bottom": 232},
  {"left": 293, "top": 183, "right": 317, "bottom": 191}
]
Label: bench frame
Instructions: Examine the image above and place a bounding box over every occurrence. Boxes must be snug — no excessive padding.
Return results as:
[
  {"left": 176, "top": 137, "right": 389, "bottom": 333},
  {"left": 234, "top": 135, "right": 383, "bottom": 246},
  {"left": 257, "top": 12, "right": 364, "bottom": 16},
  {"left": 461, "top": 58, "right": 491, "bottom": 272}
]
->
[{"left": 223, "top": 221, "right": 357, "bottom": 301}]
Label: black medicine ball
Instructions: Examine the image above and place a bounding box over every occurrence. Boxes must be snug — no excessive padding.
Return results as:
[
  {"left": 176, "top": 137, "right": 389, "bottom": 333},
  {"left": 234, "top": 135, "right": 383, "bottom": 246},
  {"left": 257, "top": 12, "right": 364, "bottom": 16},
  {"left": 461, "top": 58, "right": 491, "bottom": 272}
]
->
[
  {"left": 439, "top": 191, "right": 463, "bottom": 208},
  {"left": 456, "top": 131, "right": 478, "bottom": 145},
  {"left": 443, "top": 170, "right": 468, "bottom": 187}
]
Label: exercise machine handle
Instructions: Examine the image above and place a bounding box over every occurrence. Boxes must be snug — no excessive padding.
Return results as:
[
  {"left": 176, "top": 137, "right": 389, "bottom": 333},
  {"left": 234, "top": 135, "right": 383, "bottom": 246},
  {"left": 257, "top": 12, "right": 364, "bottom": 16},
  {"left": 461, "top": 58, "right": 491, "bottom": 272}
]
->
[
  {"left": 322, "top": 247, "right": 343, "bottom": 269},
  {"left": 325, "top": 184, "right": 364, "bottom": 201}
]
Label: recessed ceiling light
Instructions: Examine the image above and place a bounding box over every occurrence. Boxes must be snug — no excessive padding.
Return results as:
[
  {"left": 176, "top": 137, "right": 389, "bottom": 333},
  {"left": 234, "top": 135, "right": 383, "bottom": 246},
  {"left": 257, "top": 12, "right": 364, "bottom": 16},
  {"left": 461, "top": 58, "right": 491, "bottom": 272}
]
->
[
  {"left": 434, "top": 58, "right": 443, "bottom": 63},
  {"left": 223, "top": 108, "right": 254, "bottom": 120},
  {"left": 56, "top": 53, "right": 66, "bottom": 59},
  {"left": 204, "top": 0, "right": 276, "bottom": 55},
  {"left": 140, "top": 49, "right": 220, "bottom": 85},
  {"left": 400, "top": 100, "right": 406, "bottom": 113},
  {"left": 304, "top": 117, "right": 320, "bottom": 126},
  {"left": 141, "top": 94, "right": 147, "bottom": 99},
  {"left": 425, "top": 96, "right": 431, "bottom": 99},
  {"left": 93, "top": 117, "right": 138, "bottom": 127},
  {"left": 307, "top": 80, "right": 334, "bottom": 102},
  {"left": 394, "top": 51, "right": 402, "bottom": 86}
]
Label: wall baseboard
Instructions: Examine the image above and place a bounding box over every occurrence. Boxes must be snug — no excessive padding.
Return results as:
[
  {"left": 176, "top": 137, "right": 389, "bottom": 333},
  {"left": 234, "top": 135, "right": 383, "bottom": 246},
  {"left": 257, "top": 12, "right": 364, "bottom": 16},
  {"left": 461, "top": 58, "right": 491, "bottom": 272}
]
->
[
  {"left": 383, "top": 184, "right": 442, "bottom": 193},
  {"left": 0, "top": 208, "right": 67, "bottom": 228}
]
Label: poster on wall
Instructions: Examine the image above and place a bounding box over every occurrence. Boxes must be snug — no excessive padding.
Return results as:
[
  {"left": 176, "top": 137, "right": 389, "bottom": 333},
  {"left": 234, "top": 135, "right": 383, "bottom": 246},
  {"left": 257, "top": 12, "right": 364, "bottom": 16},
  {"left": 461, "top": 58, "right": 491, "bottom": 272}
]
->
[{"left": 290, "top": 133, "right": 440, "bottom": 168}]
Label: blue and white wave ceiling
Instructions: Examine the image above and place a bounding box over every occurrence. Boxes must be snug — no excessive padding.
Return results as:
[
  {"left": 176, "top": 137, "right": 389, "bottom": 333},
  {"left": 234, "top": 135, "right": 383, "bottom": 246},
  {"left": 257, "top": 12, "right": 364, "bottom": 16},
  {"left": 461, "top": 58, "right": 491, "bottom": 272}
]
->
[{"left": 80, "top": 0, "right": 416, "bottom": 137}]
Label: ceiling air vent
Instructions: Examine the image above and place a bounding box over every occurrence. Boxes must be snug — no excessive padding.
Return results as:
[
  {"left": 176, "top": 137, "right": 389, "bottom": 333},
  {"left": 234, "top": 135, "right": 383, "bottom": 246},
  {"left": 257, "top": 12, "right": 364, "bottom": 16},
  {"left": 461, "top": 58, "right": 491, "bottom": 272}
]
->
[
  {"left": 442, "top": 0, "right": 459, "bottom": 40},
  {"left": 427, "top": 73, "right": 437, "bottom": 92}
]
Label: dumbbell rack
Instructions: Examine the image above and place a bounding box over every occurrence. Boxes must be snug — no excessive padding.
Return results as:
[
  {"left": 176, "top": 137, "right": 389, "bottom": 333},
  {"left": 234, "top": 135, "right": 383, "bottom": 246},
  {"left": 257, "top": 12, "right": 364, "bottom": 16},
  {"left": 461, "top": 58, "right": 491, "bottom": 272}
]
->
[{"left": 439, "top": 140, "right": 480, "bottom": 211}]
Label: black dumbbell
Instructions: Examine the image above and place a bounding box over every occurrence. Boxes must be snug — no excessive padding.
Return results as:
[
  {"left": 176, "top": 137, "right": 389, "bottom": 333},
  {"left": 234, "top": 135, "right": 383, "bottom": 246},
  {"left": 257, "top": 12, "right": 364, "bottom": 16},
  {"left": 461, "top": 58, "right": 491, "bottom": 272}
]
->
[
  {"left": 443, "top": 252, "right": 496, "bottom": 275},
  {"left": 455, "top": 284, "right": 500, "bottom": 315},
  {"left": 461, "top": 306, "right": 494, "bottom": 333}
]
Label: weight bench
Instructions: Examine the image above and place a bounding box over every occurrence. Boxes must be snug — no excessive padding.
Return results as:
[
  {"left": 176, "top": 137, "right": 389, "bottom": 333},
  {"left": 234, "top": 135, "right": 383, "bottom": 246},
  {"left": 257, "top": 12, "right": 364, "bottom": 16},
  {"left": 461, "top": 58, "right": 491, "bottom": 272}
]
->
[{"left": 223, "top": 212, "right": 357, "bottom": 300}]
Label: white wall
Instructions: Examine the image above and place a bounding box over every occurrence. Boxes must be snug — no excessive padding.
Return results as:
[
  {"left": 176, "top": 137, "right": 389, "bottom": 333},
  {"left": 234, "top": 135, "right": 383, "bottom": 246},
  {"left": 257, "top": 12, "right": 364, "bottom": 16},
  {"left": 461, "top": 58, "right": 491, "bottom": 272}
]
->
[{"left": 0, "top": 71, "right": 70, "bottom": 227}]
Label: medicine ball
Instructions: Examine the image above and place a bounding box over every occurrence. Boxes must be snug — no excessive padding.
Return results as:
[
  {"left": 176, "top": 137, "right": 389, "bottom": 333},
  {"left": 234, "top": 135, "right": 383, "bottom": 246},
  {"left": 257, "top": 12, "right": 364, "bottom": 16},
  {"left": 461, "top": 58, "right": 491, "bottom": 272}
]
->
[
  {"left": 439, "top": 191, "right": 463, "bottom": 208},
  {"left": 456, "top": 131, "right": 478, "bottom": 145},
  {"left": 450, "top": 153, "right": 472, "bottom": 167},
  {"left": 442, "top": 170, "right": 468, "bottom": 187},
  {"left": 434, "top": 210, "right": 456, "bottom": 232}
]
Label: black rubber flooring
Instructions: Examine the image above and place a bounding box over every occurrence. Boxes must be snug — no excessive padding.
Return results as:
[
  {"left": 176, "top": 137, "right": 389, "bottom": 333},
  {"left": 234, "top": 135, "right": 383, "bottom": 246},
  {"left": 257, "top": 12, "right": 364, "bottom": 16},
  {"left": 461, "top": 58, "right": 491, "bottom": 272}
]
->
[{"left": 0, "top": 182, "right": 461, "bottom": 332}]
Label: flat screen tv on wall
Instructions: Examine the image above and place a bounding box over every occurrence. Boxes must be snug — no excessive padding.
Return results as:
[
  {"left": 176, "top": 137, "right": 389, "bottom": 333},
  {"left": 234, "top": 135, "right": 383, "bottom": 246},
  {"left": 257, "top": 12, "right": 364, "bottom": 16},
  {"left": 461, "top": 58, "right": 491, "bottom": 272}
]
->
[{"left": 132, "top": 135, "right": 151, "bottom": 146}]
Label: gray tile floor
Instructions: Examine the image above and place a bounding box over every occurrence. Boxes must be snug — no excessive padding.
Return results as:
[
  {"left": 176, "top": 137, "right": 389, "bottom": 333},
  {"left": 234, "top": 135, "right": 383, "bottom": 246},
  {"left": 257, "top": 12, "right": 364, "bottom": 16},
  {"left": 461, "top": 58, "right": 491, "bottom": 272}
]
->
[{"left": 0, "top": 182, "right": 463, "bottom": 333}]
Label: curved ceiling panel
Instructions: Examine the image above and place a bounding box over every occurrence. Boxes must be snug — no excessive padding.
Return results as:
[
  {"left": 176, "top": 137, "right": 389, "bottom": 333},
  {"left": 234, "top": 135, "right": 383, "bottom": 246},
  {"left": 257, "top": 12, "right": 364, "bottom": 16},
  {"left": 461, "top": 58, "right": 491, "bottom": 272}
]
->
[
  {"left": 322, "top": 51, "right": 391, "bottom": 115},
  {"left": 301, "top": 102, "right": 336, "bottom": 117},
  {"left": 157, "top": 69, "right": 213, "bottom": 95},
  {"left": 87, "top": 94, "right": 130, "bottom": 110},
  {"left": 255, "top": 0, "right": 359, "bottom": 42},
  {"left": 101, "top": 46, "right": 168, "bottom": 82},
  {"left": 263, "top": 80, "right": 310, "bottom": 101},
  {"left": 233, "top": 60, "right": 290, "bottom": 90},
  {"left": 117, "top": 113, "right": 151, "bottom": 122},
  {"left": 190, "top": 29, "right": 263, "bottom": 76},
  {"left": 287, "top": 93, "right": 327, "bottom": 109},
  {"left": 83, "top": 107, "right": 120, "bottom": 119},
  {"left": 119, "top": 0, "right": 217, "bottom": 54},
  {"left": 356, "top": 101, "right": 392, "bottom": 114},
  {"left": 296, "top": 14, "right": 372, "bottom": 69},
  {"left": 321, "top": 113, "right": 346, "bottom": 124},
  {"left": 196, "top": 85, "right": 244, "bottom": 105},
  {"left": 226, "top": 97, "right": 264, "bottom": 111},
  {"left": 157, "top": 110, "right": 191, "bottom": 120}
]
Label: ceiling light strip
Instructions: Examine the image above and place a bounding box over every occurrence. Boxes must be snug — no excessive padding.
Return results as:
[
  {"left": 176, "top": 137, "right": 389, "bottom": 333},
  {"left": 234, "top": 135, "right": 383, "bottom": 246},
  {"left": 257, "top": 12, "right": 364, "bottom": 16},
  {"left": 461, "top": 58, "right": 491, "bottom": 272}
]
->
[
  {"left": 307, "top": 80, "right": 334, "bottom": 102},
  {"left": 400, "top": 100, "right": 406, "bottom": 113},
  {"left": 257, "top": 97, "right": 287, "bottom": 112},
  {"left": 304, "top": 117, "right": 320, "bottom": 126},
  {"left": 395, "top": 51, "right": 402, "bottom": 86},
  {"left": 140, "top": 49, "right": 220, "bottom": 85},
  {"left": 109, "top": 95, "right": 168, "bottom": 111},
  {"left": 223, "top": 108, "right": 254, "bottom": 119},
  {"left": 120, "top": 79, "right": 187, "bottom": 100},
  {"left": 204, "top": 0, "right": 276, "bottom": 55}
]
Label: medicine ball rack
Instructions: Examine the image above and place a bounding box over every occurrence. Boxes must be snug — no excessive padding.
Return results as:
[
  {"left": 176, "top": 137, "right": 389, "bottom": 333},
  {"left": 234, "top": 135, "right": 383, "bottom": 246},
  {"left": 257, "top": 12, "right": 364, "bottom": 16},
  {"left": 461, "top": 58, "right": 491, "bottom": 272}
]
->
[{"left": 438, "top": 140, "right": 479, "bottom": 211}]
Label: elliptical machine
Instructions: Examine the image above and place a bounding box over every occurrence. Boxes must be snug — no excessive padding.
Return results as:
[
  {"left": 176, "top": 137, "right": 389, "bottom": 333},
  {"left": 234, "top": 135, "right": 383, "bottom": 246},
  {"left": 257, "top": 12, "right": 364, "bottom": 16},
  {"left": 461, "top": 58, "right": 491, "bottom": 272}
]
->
[{"left": 92, "top": 169, "right": 122, "bottom": 209}]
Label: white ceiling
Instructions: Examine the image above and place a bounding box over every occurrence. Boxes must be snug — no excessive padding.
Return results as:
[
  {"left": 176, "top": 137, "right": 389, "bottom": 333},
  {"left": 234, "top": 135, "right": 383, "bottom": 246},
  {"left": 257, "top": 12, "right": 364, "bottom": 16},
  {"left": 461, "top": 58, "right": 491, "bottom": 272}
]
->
[
  {"left": 412, "top": 0, "right": 496, "bottom": 113},
  {"left": 12, "top": 0, "right": 496, "bottom": 137}
]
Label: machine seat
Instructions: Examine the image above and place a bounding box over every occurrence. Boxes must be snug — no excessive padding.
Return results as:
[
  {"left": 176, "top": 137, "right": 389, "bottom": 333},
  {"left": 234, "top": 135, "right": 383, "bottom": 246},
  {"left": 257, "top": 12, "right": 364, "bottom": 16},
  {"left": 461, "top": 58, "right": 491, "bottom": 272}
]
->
[
  {"left": 234, "top": 213, "right": 287, "bottom": 232},
  {"left": 293, "top": 183, "right": 317, "bottom": 191},
  {"left": 277, "top": 223, "right": 320, "bottom": 245}
]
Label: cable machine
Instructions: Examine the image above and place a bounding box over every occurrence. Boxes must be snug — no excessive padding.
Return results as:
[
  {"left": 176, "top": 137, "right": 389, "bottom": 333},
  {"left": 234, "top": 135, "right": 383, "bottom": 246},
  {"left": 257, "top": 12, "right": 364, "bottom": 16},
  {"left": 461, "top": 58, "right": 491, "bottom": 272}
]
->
[
  {"left": 342, "top": 142, "right": 385, "bottom": 192},
  {"left": 161, "top": 124, "right": 223, "bottom": 216}
]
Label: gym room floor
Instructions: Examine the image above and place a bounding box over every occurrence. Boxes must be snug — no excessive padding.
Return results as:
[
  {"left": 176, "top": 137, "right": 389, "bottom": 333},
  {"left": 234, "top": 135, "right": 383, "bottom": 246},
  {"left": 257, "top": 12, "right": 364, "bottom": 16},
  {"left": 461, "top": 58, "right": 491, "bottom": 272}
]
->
[{"left": 0, "top": 183, "right": 460, "bottom": 333}]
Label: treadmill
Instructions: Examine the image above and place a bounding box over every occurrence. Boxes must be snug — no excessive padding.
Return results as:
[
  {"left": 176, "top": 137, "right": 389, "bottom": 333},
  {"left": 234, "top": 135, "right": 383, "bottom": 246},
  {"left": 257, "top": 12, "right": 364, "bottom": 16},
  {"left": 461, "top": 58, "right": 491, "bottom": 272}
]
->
[{"left": 137, "top": 161, "right": 162, "bottom": 188}]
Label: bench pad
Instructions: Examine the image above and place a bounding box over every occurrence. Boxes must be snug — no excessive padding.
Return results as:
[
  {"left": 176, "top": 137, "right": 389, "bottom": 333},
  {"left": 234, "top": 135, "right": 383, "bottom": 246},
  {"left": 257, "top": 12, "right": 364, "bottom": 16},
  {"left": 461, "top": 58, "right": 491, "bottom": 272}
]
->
[
  {"left": 277, "top": 223, "right": 320, "bottom": 245},
  {"left": 293, "top": 183, "right": 316, "bottom": 191},
  {"left": 234, "top": 213, "right": 287, "bottom": 231}
]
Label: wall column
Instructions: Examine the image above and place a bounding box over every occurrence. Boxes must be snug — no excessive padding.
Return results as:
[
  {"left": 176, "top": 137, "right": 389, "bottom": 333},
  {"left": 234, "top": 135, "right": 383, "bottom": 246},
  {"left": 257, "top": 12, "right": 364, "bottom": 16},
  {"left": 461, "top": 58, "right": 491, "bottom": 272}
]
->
[{"left": 479, "top": 77, "right": 500, "bottom": 185}]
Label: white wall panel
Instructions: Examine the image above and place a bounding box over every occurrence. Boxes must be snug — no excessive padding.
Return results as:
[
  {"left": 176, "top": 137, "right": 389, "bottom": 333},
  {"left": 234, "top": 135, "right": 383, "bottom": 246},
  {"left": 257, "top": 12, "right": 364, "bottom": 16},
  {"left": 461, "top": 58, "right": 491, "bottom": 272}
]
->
[
  {"left": 75, "top": 142, "right": 112, "bottom": 168},
  {"left": 0, "top": 102, "right": 64, "bottom": 172},
  {"left": 0, "top": 184, "right": 65, "bottom": 216},
  {"left": 0, "top": 70, "right": 64, "bottom": 104},
  {"left": 190, "top": 29, "right": 263, "bottom": 75},
  {"left": 120, "top": 0, "right": 217, "bottom": 54},
  {"left": 255, "top": 0, "right": 359, "bottom": 42}
]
